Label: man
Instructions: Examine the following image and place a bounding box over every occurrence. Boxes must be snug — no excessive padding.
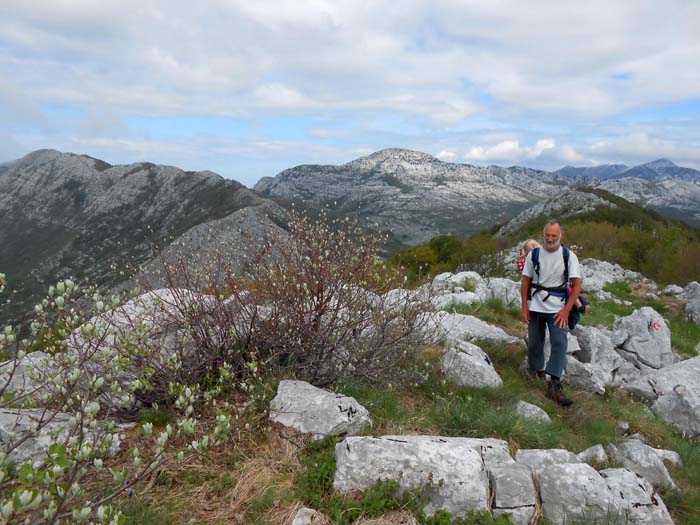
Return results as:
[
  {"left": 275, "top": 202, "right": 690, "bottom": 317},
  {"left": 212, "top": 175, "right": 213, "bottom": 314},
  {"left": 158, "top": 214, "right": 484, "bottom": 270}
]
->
[{"left": 520, "top": 220, "right": 582, "bottom": 406}]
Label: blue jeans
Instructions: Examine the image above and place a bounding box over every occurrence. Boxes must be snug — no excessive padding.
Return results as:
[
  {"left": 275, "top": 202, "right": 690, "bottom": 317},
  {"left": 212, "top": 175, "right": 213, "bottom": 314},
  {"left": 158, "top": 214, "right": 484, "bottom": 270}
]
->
[{"left": 527, "top": 311, "right": 568, "bottom": 379}]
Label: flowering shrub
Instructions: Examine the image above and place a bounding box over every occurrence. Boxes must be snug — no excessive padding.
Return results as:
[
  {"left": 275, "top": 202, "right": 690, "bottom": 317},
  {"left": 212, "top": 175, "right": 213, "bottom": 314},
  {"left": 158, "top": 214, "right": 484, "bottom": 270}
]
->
[
  {"left": 0, "top": 211, "right": 433, "bottom": 523},
  {"left": 0, "top": 280, "right": 238, "bottom": 524},
  {"left": 147, "top": 210, "right": 435, "bottom": 387}
]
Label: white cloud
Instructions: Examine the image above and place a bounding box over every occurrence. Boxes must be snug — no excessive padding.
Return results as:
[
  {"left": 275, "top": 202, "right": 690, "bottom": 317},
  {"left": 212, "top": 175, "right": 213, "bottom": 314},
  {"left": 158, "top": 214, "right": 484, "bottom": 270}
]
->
[
  {"left": 2, "top": 1, "right": 700, "bottom": 178},
  {"left": 528, "top": 139, "right": 555, "bottom": 159},
  {"left": 436, "top": 150, "right": 457, "bottom": 162},
  {"left": 253, "top": 83, "right": 316, "bottom": 111},
  {"left": 465, "top": 138, "right": 562, "bottom": 163},
  {"left": 559, "top": 144, "right": 584, "bottom": 163}
]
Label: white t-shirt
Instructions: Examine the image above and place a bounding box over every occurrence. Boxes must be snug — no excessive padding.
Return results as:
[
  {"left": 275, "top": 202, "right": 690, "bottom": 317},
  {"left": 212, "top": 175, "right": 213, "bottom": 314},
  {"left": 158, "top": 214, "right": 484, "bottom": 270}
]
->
[{"left": 522, "top": 245, "right": 581, "bottom": 314}]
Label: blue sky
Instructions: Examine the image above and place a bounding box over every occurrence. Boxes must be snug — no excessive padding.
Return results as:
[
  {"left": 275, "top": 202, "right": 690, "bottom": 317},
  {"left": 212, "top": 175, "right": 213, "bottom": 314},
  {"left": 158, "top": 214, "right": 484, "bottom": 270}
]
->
[{"left": 1, "top": 0, "right": 700, "bottom": 187}]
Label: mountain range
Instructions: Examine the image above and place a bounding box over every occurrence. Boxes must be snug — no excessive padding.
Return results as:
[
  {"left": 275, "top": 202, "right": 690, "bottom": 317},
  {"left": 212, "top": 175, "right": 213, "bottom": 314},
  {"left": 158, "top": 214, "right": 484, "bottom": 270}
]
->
[
  {"left": 0, "top": 149, "right": 286, "bottom": 325},
  {"left": 2, "top": 147, "right": 700, "bottom": 325},
  {"left": 256, "top": 149, "right": 700, "bottom": 241}
]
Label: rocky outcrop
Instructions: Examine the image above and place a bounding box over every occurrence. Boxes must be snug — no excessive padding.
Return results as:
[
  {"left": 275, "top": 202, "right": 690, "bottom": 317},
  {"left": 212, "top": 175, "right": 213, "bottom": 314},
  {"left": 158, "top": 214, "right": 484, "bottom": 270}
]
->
[
  {"left": 572, "top": 325, "right": 623, "bottom": 387},
  {"left": 432, "top": 271, "right": 482, "bottom": 294},
  {"left": 474, "top": 278, "right": 520, "bottom": 306},
  {"left": 685, "top": 281, "right": 700, "bottom": 324},
  {"left": 539, "top": 463, "right": 673, "bottom": 524},
  {"left": 334, "top": 436, "right": 675, "bottom": 523},
  {"left": 601, "top": 468, "right": 674, "bottom": 524},
  {"left": 538, "top": 463, "right": 621, "bottom": 524},
  {"left": 441, "top": 342, "right": 502, "bottom": 389},
  {"left": 65, "top": 288, "right": 223, "bottom": 408},
  {"left": 431, "top": 291, "right": 480, "bottom": 310},
  {"left": 0, "top": 408, "right": 128, "bottom": 467},
  {"left": 607, "top": 440, "right": 677, "bottom": 490},
  {"left": 579, "top": 259, "right": 642, "bottom": 292},
  {"left": 496, "top": 190, "right": 616, "bottom": 236},
  {"left": 611, "top": 307, "right": 677, "bottom": 371},
  {"left": 421, "top": 311, "right": 521, "bottom": 346},
  {"left": 0, "top": 351, "right": 54, "bottom": 401},
  {"left": 334, "top": 436, "right": 505, "bottom": 517},
  {"left": 515, "top": 449, "right": 579, "bottom": 475},
  {"left": 626, "top": 355, "right": 700, "bottom": 437},
  {"left": 269, "top": 380, "right": 371, "bottom": 440}
]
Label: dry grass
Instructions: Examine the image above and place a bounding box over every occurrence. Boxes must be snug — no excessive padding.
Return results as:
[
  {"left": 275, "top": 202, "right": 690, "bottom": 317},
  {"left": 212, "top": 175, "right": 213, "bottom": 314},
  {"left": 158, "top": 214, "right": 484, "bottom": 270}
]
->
[
  {"left": 354, "top": 511, "right": 418, "bottom": 525},
  {"left": 92, "top": 411, "right": 311, "bottom": 525}
]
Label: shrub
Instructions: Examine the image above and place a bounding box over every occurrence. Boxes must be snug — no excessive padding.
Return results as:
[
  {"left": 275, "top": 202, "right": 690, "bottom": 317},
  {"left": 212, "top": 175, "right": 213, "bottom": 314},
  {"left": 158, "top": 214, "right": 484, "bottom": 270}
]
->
[
  {"left": 150, "top": 210, "right": 434, "bottom": 388},
  {"left": 0, "top": 279, "right": 237, "bottom": 524}
]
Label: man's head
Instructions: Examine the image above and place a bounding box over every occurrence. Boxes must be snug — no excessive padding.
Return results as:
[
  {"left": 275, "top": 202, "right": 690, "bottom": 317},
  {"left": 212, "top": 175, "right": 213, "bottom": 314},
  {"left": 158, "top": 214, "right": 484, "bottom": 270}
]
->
[{"left": 543, "top": 220, "right": 563, "bottom": 252}]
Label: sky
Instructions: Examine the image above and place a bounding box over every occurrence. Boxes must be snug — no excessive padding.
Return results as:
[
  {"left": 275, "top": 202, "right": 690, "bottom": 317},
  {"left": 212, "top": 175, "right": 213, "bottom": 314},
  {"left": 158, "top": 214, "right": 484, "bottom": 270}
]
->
[{"left": 1, "top": 0, "right": 700, "bottom": 187}]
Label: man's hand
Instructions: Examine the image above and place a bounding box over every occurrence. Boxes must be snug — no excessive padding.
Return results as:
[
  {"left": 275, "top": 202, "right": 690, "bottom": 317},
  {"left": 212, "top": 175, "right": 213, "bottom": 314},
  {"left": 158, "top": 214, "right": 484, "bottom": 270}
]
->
[
  {"left": 554, "top": 307, "right": 570, "bottom": 329},
  {"left": 521, "top": 304, "right": 530, "bottom": 323}
]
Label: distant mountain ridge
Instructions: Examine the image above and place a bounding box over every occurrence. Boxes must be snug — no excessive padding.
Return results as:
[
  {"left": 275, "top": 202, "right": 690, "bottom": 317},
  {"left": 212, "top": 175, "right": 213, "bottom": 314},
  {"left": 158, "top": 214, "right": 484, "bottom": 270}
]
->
[
  {"left": 0, "top": 149, "right": 285, "bottom": 325},
  {"left": 556, "top": 158, "right": 700, "bottom": 182},
  {"left": 255, "top": 148, "right": 571, "bottom": 246},
  {"left": 256, "top": 149, "right": 700, "bottom": 242}
]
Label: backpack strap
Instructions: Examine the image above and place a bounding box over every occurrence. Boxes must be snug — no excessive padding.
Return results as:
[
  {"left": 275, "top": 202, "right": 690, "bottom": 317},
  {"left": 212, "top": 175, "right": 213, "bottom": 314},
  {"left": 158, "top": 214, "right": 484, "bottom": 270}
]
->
[{"left": 527, "top": 245, "right": 570, "bottom": 303}]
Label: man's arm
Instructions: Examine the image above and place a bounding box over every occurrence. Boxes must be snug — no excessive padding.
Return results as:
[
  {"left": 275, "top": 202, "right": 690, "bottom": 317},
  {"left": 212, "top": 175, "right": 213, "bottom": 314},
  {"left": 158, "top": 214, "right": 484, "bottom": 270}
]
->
[
  {"left": 554, "top": 277, "right": 582, "bottom": 328},
  {"left": 521, "top": 275, "right": 531, "bottom": 323}
]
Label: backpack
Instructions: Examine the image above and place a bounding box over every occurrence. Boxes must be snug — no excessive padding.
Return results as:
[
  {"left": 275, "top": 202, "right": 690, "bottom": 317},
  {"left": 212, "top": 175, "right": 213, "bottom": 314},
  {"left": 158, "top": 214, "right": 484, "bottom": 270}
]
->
[{"left": 529, "top": 245, "right": 582, "bottom": 329}]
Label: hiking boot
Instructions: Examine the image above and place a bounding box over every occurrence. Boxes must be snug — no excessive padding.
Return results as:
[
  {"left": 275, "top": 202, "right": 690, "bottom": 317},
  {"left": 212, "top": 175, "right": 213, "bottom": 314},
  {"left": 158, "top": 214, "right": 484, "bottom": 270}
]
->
[{"left": 547, "top": 380, "right": 573, "bottom": 407}]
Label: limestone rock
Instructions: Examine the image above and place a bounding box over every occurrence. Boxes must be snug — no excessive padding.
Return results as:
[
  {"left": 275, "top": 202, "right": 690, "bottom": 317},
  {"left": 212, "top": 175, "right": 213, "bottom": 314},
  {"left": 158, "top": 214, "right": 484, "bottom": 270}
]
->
[
  {"left": 685, "top": 281, "right": 700, "bottom": 324},
  {"left": 334, "top": 436, "right": 496, "bottom": 517},
  {"left": 515, "top": 448, "right": 578, "bottom": 475},
  {"left": 420, "top": 311, "right": 521, "bottom": 346},
  {"left": 601, "top": 468, "right": 674, "bottom": 524},
  {"left": 432, "top": 271, "right": 482, "bottom": 295},
  {"left": 538, "top": 463, "right": 622, "bottom": 523},
  {"left": 269, "top": 380, "right": 371, "bottom": 440},
  {"left": 573, "top": 325, "right": 623, "bottom": 385},
  {"left": 577, "top": 444, "right": 608, "bottom": 464},
  {"left": 626, "top": 355, "right": 700, "bottom": 436},
  {"left": 488, "top": 463, "right": 536, "bottom": 525},
  {"left": 580, "top": 259, "right": 641, "bottom": 293},
  {"left": 564, "top": 356, "right": 607, "bottom": 395},
  {"left": 662, "top": 284, "right": 684, "bottom": 296},
  {"left": 441, "top": 342, "right": 502, "bottom": 389},
  {"left": 0, "top": 408, "right": 127, "bottom": 467},
  {"left": 0, "top": 351, "right": 54, "bottom": 400},
  {"left": 653, "top": 448, "right": 683, "bottom": 468},
  {"left": 606, "top": 440, "right": 676, "bottom": 489},
  {"left": 612, "top": 307, "right": 677, "bottom": 370},
  {"left": 431, "top": 291, "right": 480, "bottom": 310},
  {"left": 474, "top": 278, "right": 520, "bottom": 307},
  {"left": 514, "top": 401, "right": 551, "bottom": 424}
]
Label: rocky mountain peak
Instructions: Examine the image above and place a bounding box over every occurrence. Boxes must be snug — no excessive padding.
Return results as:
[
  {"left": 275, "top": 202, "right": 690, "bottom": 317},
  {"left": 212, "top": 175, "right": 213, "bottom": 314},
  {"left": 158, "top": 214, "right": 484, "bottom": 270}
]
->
[
  {"left": 345, "top": 148, "right": 441, "bottom": 172},
  {"left": 640, "top": 158, "right": 678, "bottom": 170}
]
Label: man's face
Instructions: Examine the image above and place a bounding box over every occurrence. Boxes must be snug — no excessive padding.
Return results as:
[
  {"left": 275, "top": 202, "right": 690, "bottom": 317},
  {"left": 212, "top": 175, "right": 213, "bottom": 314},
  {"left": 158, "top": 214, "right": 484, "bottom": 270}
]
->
[{"left": 543, "top": 224, "right": 562, "bottom": 251}]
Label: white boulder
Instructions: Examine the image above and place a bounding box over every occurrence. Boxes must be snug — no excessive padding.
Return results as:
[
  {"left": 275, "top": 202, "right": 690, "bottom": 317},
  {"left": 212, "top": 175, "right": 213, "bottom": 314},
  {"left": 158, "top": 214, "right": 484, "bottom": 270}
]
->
[
  {"left": 441, "top": 341, "right": 502, "bottom": 389},
  {"left": 514, "top": 401, "right": 551, "bottom": 424},
  {"left": 334, "top": 436, "right": 503, "bottom": 517},
  {"left": 269, "top": 380, "right": 371, "bottom": 440}
]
